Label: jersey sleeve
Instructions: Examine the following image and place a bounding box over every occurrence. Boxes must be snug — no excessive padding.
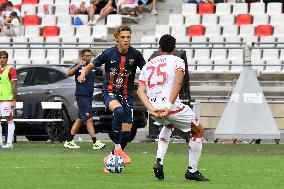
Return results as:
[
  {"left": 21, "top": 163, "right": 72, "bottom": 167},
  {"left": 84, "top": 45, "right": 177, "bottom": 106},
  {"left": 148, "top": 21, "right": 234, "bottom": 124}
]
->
[
  {"left": 8, "top": 67, "right": 17, "bottom": 81},
  {"left": 176, "top": 58, "right": 185, "bottom": 73},
  {"left": 137, "top": 66, "right": 146, "bottom": 85},
  {"left": 136, "top": 50, "right": 146, "bottom": 70},
  {"left": 92, "top": 51, "right": 105, "bottom": 67}
]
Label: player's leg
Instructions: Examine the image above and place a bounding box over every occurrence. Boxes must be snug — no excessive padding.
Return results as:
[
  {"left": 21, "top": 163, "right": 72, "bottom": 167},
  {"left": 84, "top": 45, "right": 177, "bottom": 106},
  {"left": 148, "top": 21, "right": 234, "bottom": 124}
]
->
[
  {"left": 153, "top": 124, "right": 174, "bottom": 181},
  {"left": 1, "top": 102, "right": 15, "bottom": 149},
  {"left": 120, "top": 105, "right": 133, "bottom": 151},
  {"left": 185, "top": 123, "right": 209, "bottom": 181},
  {"left": 64, "top": 118, "right": 82, "bottom": 149}
]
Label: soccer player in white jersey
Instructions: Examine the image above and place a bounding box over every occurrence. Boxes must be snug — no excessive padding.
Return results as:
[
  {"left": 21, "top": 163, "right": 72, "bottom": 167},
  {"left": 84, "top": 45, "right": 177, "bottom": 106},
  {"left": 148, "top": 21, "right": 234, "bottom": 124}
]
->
[{"left": 137, "top": 34, "right": 209, "bottom": 181}]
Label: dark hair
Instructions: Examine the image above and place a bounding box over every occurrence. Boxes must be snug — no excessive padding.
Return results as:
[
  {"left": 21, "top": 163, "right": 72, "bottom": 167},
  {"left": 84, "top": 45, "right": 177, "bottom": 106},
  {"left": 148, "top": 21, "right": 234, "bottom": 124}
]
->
[
  {"left": 159, "top": 34, "right": 176, "bottom": 53},
  {"left": 10, "top": 11, "right": 17, "bottom": 18},
  {"left": 0, "top": 50, "right": 9, "bottom": 58},
  {"left": 6, "top": 1, "right": 13, "bottom": 7},
  {"left": 114, "top": 25, "right": 131, "bottom": 39},
  {"left": 81, "top": 49, "right": 92, "bottom": 56}
]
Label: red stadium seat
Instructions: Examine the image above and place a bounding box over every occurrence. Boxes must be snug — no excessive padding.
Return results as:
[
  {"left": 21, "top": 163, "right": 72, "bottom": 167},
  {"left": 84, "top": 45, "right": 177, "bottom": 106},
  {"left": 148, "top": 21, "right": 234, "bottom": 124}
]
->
[
  {"left": 13, "top": 4, "right": 21, "bottom": 10},
  {"left": 0, "top": 0, "right": 7, "bottom": 4},
  {"left": 23, "top": 15, "right": 39, "bottom": 26},
  {"left": 23, "top": 0, "right": 38, "bottom": 4},
  {"left": 187, "top": 25, "right": 205, "bottom": 37},
  {"left": 43, "top": 26, "right": 59, "bottom": 37},
  {"left": 236, "top": 14, "right": 253, "bottom": 26},
  {"left": 256, "top": 25, "right": 273, "bottom": 36},
  {"left": 199, "top": 2, "right": 214, "bottom": 15}
]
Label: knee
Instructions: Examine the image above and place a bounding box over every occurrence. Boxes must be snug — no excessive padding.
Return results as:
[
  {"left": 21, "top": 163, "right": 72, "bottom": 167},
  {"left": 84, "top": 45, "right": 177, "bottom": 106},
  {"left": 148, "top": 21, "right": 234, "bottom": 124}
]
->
[{"left": 113, "top": 106, "right": 125, "bottom": 118}]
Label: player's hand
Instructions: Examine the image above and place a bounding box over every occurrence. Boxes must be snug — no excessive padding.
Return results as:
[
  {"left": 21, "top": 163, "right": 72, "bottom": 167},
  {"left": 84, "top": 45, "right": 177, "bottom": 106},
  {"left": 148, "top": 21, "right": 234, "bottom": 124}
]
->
[
  {"left": 77, "top": 74, "right": 86, "bottom": 83},
  {"left": 78, "top": 60, "right": 86, "bottom": 66},
  {"left": 148, "top": 109, "right": 160, "bottom": 117},
  {"left": 158, "top": 108, "right": 170, "bottom": 118}
]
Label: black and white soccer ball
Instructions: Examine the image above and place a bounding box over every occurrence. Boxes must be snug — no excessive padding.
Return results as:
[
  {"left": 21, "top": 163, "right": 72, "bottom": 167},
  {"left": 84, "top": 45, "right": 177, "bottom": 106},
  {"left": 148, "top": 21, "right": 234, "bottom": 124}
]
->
[{"left": 105, "top": 155, "right": 125, "bottom": 173}]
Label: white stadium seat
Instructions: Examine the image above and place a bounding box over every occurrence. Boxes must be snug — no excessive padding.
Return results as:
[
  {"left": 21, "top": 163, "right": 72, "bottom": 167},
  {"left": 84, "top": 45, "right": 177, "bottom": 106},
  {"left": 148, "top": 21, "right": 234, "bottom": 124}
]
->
[
  {"left": 202, "top": 14, "right": 218, "bottom": 26},
  {"left": 155, "top": 25, "right": 170, "bottom": 39},
  {"left": 93, "top": 25, "right": 108, "bottom": 41},
  {"left": 168, "top": 14, "right": 184, "bottom": 26},
  {"left": 181, "top": 3, "right": 197, "bottom": 16},
  {"left": 267, "top": 3, "right": 282, "bottom": 15},
  {"left": 76, "top": 25, "right": 92, "bottom": 37},
  {"left": 232, "top": 3, "right": 248, "bottom": 15},
  {"left": 57, "top": 15, "right": 73, "bottom": 26},
  {"left": 215, "top": 3, "right": 231, "bottom": 15},
  {"left": 249, "top": 3, "right": 265, "bottom": 15},
  {"left": 184, "top": 14, "right": 201, "bottom": 26}
]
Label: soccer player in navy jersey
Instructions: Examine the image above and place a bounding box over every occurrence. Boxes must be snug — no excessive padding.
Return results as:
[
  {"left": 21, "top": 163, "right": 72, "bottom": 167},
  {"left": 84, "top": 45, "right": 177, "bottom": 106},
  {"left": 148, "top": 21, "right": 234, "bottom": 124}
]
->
[
  {"left": 77, "top": 25, "right": 146, "bottom": 173},
  {"left": 64, "top": 49, "right": 106, "bottom": 150}
]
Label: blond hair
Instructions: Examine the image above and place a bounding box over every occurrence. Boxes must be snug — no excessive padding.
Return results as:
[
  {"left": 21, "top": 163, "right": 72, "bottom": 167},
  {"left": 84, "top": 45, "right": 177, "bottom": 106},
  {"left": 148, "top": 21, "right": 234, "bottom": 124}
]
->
[{"left": 114, "top": 25, "right": 131, "bottom": 40}]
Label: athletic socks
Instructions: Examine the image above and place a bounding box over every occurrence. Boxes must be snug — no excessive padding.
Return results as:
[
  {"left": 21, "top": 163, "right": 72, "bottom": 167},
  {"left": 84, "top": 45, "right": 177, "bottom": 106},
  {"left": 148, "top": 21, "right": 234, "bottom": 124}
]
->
[
  {"left": 67, "top": 134, "right": 75, "bottom": 142},
  {"left": 7, "top": 122, "right": 15, "bottom": 144},
  {"left": 188, "top": 137, "right": 202, "bottom": 173},
  {"left": 120, "top": 131, "right": 131, "bottom": 150},
  {"left": 92, "top": 137, "right": 97, "bottom": 144},
  {"left": 156, "top": 126, "right": 172, "bottom": 165},
  {"left": 0, "top": 123, "right": 2, "bottom": 144}
]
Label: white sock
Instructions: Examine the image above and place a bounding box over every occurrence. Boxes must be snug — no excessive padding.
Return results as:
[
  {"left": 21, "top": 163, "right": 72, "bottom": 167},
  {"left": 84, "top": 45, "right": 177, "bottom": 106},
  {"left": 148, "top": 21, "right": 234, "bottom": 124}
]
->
[
  {"left": 7, "top": 122, "right": 15, "bottom": 144},
  {"left": 156, "top": 126, "right": 172, "bottom": 165},
  {"left": 188, "top": 137, "right": 202, "bottom": 173},
  {"left": 0, "top": 123, "right": 2, "bottom": 144}
]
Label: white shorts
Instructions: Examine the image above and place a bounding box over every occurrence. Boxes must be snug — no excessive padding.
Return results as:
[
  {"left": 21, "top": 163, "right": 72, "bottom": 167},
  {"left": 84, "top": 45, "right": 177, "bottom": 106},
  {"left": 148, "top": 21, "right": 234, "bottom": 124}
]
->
[
  {"left": 0, "top": 101, "right": 14, "bottom": 117},
  {"left": 152, "top": 104, "right": 199, "bottom": 132}
]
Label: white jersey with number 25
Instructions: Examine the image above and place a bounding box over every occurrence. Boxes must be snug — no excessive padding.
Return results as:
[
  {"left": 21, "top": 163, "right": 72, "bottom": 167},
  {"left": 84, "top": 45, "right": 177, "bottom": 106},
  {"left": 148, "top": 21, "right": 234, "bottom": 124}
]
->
[{"left": 138, "top": 54, "right": 185, "bottom": 110}]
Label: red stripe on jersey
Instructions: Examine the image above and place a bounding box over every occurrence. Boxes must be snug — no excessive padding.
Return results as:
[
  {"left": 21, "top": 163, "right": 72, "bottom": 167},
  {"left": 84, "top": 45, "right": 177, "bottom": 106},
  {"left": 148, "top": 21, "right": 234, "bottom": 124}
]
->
[
  {"left": 123, "top": 75, "right": 129, "bottom": 98},
  {"left": 169, "top": 105, "right": 186, "bottom": 115},
  {"left": 107, "top": 74, "right": 114, "bottom": 92},
  {"left": 117, "top": 55, "right": 126, "bottom": 93},
  {"left": 138, "top": 80, "right": 145, "bottom": 85}
]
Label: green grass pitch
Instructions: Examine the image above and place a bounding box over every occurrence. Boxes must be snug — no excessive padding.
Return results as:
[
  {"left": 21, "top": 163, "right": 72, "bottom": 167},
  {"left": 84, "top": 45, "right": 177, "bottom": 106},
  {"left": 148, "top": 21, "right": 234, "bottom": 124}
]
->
[{"left": 0, "top": 142, "right": 283, "bottom": 189}]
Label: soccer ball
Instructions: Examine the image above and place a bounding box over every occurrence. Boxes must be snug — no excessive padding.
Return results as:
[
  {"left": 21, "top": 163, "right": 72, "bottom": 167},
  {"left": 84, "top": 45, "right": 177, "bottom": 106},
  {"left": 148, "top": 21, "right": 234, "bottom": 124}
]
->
[{"left": 105, "top": 155, "right": 125, "bottom": 173}]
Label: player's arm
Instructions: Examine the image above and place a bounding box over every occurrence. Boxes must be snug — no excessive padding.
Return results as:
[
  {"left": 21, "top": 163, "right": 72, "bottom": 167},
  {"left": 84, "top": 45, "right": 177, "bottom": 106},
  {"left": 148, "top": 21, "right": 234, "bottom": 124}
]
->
[
  {"left": 77, "top": 62, "right": 95, "bottom": 83},
  {"left": 66, "top": 61, "right": 86, "bottom": 77},
  {"left": 137, "top": 83, "right": 160, "bottom": 117}
]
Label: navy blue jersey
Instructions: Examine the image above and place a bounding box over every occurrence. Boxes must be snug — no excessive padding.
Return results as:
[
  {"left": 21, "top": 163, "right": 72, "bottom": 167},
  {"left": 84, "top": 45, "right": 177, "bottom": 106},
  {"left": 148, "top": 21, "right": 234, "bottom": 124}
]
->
[
  {"left": 92, "top": 46, "right": 146, "bottom": 99},
  {"left": 70, "top": 63, "right": 102, "bottom": 97}
]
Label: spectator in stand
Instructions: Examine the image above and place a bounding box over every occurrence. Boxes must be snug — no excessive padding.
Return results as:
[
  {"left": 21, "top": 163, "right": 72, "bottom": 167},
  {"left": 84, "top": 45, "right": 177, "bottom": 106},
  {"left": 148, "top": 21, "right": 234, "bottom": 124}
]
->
[
  {"left": 1, "top": 1, "right": 20, "bottom": 19},
  {"left": 3, "top": 11, "right": 20, "bottom": 37},
  {"left": 92, "top": 0, "right": 117, "bottom": 25},
  {"left": 0, "top": 4, "right": 5, "bottom": 35},
  {"left": 76, "top": 0, "right": 96, "bottom": 25},
  {"left": 138, "top": 0, "right": 158, "bottom": 17}
]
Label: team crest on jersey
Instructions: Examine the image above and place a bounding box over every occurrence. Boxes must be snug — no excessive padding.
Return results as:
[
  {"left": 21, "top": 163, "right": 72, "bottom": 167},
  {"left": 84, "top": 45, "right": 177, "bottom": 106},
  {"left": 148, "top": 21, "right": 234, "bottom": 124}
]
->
[
  {"left": 110, "top": 60, "right": 116, "bottom": 64},
  {"left": 129, "top": 59, "right": 134, "bottom": 65},
  {"left": 86, "top": 113, "right": 89, "bottom": 117}
]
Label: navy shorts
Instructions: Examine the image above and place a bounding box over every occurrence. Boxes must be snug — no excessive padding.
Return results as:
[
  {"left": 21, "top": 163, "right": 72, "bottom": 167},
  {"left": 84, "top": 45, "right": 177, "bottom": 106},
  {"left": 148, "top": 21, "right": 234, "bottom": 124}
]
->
[
  {"left": 76, "top": 96, "right": 92, "bottom": 121},
  {"left": 138, "top": 0, "right": 153, "bottom": 5},
  {"left": 102, "top": 92, "right": 133, "bottom": 124}
]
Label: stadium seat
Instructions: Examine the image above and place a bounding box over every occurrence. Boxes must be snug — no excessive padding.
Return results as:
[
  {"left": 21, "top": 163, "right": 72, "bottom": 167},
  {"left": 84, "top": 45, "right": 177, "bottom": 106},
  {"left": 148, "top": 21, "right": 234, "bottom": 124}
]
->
[
  {"left": 13, "top": 36, "right": 28, "bottom": 47},
  {"left": 0, "top": 37, "right": 11, "bottom": 47},
  {"left": 239, "top": 25, "right": 255, "bottom": 37},
  {"left": 273, "top": 25, "right": 284, "bottom": 37},
  {"left": 194, "top": 49, "right": 210, "bottom": 60},
  {"left": 277, "top": 37, "right": 284, "bottom": 47},
  {"left": 24, "top": 25, "right": 40, "bottom": 37},
  {"left": 70, "top": 0, "right": 81, "bottom": 7},
  {"left": 263, "top": 49, "right": 279, "bottom": 60},
  {"left": 29, "top": 36, "right": 44, "bottom": 47},
  {"left": 280, "top": 49, "right": 284, "bottom": 60},
  {"left": 251, "top": 49, "right": 262, "bottom": 60},
  {"left": 57, "top": 15, "right": 73, "bottom": 26},
  {"left": 219, "top": 14, "right": 234, "bottom": 26},
  {"left": 225, "top": 36, "right": 241, "bottom": 47},
  {"left": 23, "top": 0, "right": 38, "bottom": 4},
  {"left": 208, "top": 36, "right": 224, "bottom": 47},
  {"left": 78, "top": 36, "right": 94, "bottom": 48},
  {"left": 205, "top": 25, "right": 221, "bottom": 37},
  {"left": 187, "top": 59, "right": 196, "bottom": 72},
  {"left": 196, "top": 59, "right": 213, "bottom": 72},
  {"left": 10, "top": 0, "right": 21, "bottom": 5},
  {"left": 191, "top": 36, "right": 207, "bottom": 47},
  {"left": 230, "top": 59, "right": 243, "bottom": 72},
  {"left": 155, "top": 25, "right": 170, "bottom": 39},
  {"left": 266, "top": 2, "right": 282, "bottom": 15},
  {"left": 256, "top": 25, "right": 273, "bottom": 37},
  {"left": 249, "top": 2, "right": 265, "bottom": 15},
  {"left": 242, "top": 36, "right": 258, "bottom": 44},
  {"left": 265, "top": 59, "right": 282, "bottom": 72},
  {"left": 43, "top": 26, "right": 59, "bottom": 37},
  {"left": 54, "top": 0, "right": 69, "bottom": 4},
  {"left": 15, "top": 59, "right": 31, "bottom": 65},
  {"left": 236, "top": 14, "right": 253, "bottom": 26},
  {"left": 140, "top": 35, "right": 156, "bottom": 48},
  {"left": 54, "top": 4, "right": 69, "bottom": 16},
  {"left": 202, "top": 14, "right": 218, "bottom": 26},
  {"left": 184, "top": 14, "right": 201, "bottom": 26},
  {"left": 62, "top": 37, "right": 79, "bottom": 63},
  {"left": 23, "top": 15, "right": 39, "bottom": 26},
  {"left": 182, "top": 3, "right": 197, "bottom": 16},
  {"left": 41, "top": 15, "right": 57, "bottom": 26},
  {"left": 61, "top": 36, "right": 77, "bottom": 47},
  {"left": 175, "top": 36, "right": 190, "bottom": 48},
  {"left": 253, "top": 15, "right": 269, "bottom": 26},
  {"left": 106, "top": 14, "right": 122, "bottom": 28},
  {"left": 30, "top": 49, "right": 46, "bottom": 62},
  {"left": 171, "top": 25, "right": 187, "bottom": 38},
  {"left": 228, "top": 49, "right": 243, "bottom": 60},
  {"left": 5, "top": 49, "right": 14, "bottom": 64},
  {"left": 215, "top": 3, "right": 231, "bottom": 15},
  {"left": 75, "top": 14, "right": 89, "bottom": 25},
  {"left": 20, "top": 4, "right": 36, "bottom": 17},
  {"left": 38, "top": 0, "right": 54, "bottom": 4},
  {"left": 251, "top": 59, "right": 265, "bottom": 71},
  {"left": 222, "top": 25, "right": 238, "bottom": 37},
  {"left": 92, "top": 25, "right": 108, "bottom": 41},
  {"left": 198, "top": 2, "right": 214, "bottom": 15},
  {"left": 260, "top": 36, "right": 277, "bottom": 48},
  {"left": 213, "top": 59, "right": 230, "bottom": 72},
  {"left": 59, "top": 25, "right": 75, "bottom": 37},
  {"left": 187, "top": 25, "right": 205, "bottom": 37},
  {"left": 270, "top": 14, "right": 284, "bottom": 26},
  {"left": 168, "top": 14, "right": 184, "bottom": 26},
  {"left": 211, "top": 49, "right": 227, "bottom": 60},
  {"left": 45, "top": 36, "right": 60, "bottom": 64},
  {"left": 0, "top": 0, "right": 7, "bottom": 4},
  {"left": 76, "top": 25, "right": 91, "bottom": 37},
  {"left": 232, "top": 3, "right": 248, "bottom": 15}
]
